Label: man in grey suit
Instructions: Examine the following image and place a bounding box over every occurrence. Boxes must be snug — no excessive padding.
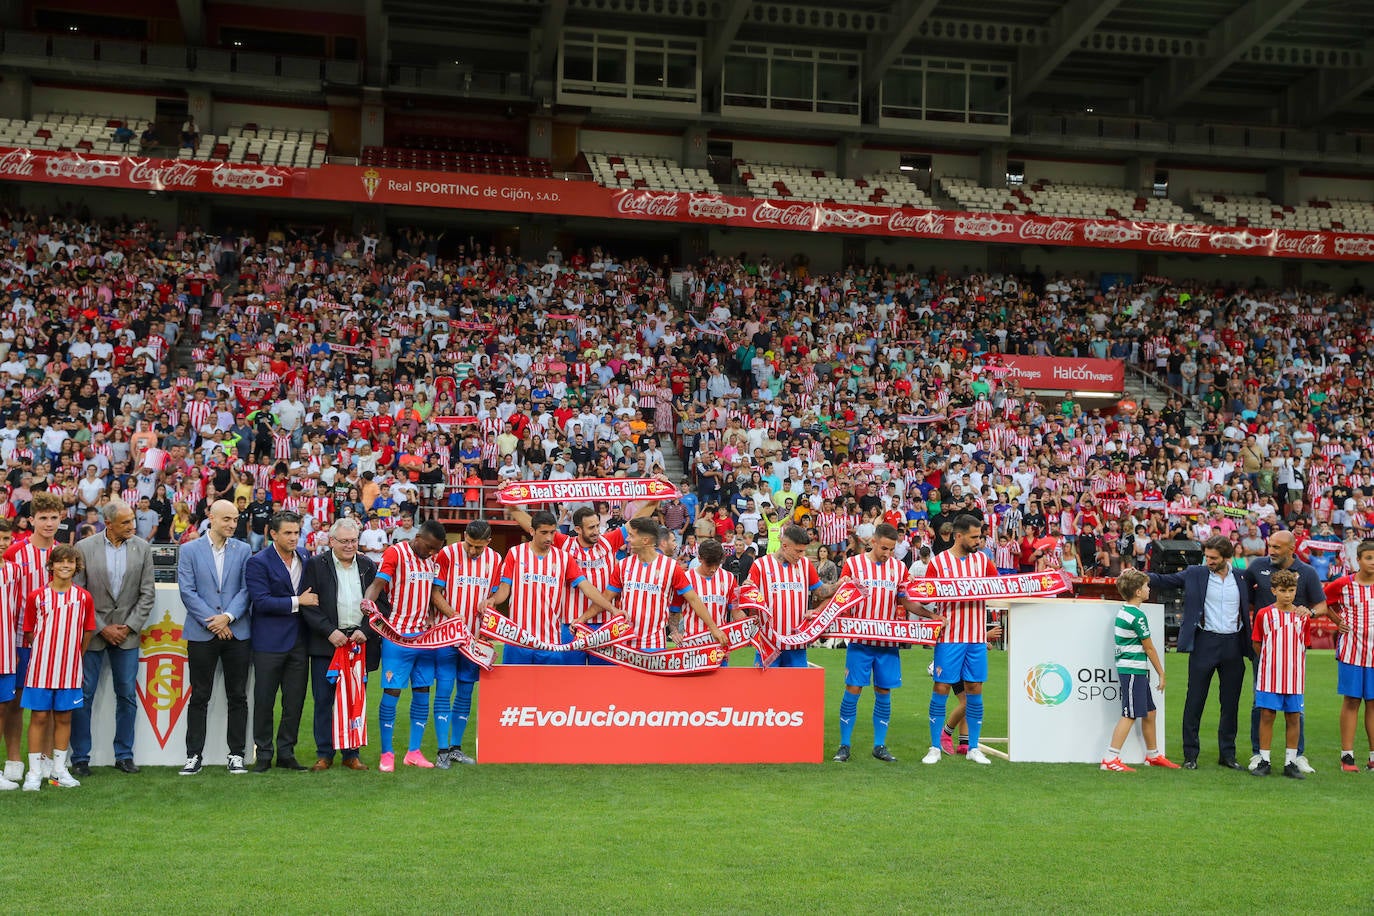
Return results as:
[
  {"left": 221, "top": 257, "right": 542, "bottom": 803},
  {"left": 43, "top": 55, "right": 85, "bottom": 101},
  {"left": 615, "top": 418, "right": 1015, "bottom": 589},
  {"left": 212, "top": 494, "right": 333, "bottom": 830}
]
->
[
  {"left": 177, "top": 499, "right": 254, "bottom": 776},
  {"left": 70, "top": 500, "right": 155, "bottom": 777}
]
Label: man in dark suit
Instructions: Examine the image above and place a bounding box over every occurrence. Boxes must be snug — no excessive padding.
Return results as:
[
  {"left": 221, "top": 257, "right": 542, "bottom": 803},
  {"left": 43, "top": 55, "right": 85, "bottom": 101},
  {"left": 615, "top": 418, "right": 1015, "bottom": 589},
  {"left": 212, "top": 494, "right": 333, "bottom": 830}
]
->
[
  {"left": 1149, "top": 534, "right": 1253, "bottom": 770},
  {"left": 245, "top": 510, "right": 313, "bottom": 772},
  {"left": 301, "top": 517, "right": 377, "bottom": 771}
]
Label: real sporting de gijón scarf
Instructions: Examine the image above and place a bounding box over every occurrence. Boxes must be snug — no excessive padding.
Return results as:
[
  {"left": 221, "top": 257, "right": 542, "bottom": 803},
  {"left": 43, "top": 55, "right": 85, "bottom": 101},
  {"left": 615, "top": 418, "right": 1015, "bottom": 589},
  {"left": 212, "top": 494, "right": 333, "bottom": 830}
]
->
[{"left": 496, "top": 477, "right": 680, "bottom": 506}]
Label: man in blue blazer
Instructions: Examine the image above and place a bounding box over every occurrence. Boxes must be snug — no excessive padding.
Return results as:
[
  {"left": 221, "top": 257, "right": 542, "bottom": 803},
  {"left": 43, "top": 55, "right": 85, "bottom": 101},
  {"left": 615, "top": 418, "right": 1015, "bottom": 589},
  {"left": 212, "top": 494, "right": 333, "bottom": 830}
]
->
[
  {"left": 1149, "top": 535, "right": 1253, "bottom": 770},
  {"left": 245, "top": 510, "right": 314, "bottom": 772},
  {"left": 177, "top": 499, "right": 254, "bottom": 776}
]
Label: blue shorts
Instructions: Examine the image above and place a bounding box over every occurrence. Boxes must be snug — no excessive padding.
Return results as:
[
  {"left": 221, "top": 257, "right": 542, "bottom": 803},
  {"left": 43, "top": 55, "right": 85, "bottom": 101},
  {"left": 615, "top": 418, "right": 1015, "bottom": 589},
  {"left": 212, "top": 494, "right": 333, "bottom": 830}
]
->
[
  {"left": 757, "top": 648, "right": 808, "bottom": 668},
  {"left": 932, "top": 642, "right": 988, "bottom": 684},
  {"left": 1337, "top": 661, "right": 1374, "bottom": 700},
  {"left": 0, "top": 672, "right": 15, "bottom": 704},
  {"left": 434, "top": 648, "right": 484, "bottom": 685},
  {"left": 15, "top": 646, "right": 30, "bottom": 686},
  {"left": 502, "top": 644, "right": 579, "bottom": 666},
  {"left": 379, "top": 640, "right": 437, "bottom": 689},
  {"left": 1119, "top": 672, "right": 1156, "bottom": 719},
  {"left": 1255, "top": 690, "right": 1304, "bottom": 713},
  {"left": 845, "top": 644, "right": 902, "bottom": 689},
  {"left": 21, "top": 686, "right": 83, "bottom": 712}
]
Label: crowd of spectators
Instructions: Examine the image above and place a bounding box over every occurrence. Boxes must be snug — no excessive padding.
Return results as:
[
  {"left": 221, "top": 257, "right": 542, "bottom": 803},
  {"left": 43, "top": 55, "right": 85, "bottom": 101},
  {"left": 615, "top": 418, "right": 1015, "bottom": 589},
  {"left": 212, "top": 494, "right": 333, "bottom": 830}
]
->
[{"left": 1, "top": 204, "right": 1371, "bottom": 589}]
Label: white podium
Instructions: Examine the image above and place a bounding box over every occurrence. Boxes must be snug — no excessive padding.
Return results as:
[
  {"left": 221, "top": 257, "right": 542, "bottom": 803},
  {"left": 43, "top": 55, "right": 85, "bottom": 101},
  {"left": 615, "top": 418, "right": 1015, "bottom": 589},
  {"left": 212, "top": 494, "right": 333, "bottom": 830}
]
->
[
  {"left": 1007, "top": 599, "right": 1165, "bottom": 763},
  {"left": 88, "top": 583, "right": 254, "bottom": 767}
]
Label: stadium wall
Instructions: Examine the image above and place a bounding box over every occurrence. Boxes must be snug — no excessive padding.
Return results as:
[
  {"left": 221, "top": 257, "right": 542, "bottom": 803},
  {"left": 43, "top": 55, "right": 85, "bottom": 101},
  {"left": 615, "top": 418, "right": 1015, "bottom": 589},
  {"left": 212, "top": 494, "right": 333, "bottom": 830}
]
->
[
  {"left": 1298, "top": 174, "right": 1374, "bottom": 202},
  {"left": 30, "top": 86, "right": 159, "bottom": 122},
  {"left": 1021, "top": 158, "right": 1124, "bottom": 187},
  {"left": 578, "top": 129, "right": 683, "bottom": 160},
  {"left": 213, "top": 102, "right": 330, "bottom": 134},
  {"left": 1163, "top": 166, "right": 1266, "bottom": 200}
]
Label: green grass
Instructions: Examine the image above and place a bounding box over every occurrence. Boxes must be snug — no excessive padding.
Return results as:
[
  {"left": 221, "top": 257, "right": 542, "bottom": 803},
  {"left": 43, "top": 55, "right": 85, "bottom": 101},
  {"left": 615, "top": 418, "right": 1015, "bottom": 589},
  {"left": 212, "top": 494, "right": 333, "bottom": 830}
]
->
[{"left": 6, "top": 649, "right": 1374, "bottom": 914}]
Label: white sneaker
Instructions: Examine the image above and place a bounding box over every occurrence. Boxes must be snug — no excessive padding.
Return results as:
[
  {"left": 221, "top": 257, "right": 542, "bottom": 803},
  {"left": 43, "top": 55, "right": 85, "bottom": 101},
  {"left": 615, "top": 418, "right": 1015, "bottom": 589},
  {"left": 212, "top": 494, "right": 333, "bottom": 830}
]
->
[
  {"left": 1294, "top": 755, "right": 1316, "bottom": 775},
  {"left": 0, "top": 772, "right": 17, "bottom": 790},
  {"left": 1248, "top": 753, "right": 1263, "bottom": 772},
  {"left": 49, "top": 750, "right": 79, "bottom": 787},
  {"left": 22, "top": 769, "right": 42, "bottom": 792},
  {"left": 178, "top": 755, "right": 203, "bottom": 776},
  {"left": 966, "top": 747, "right": 992, "bottom": 765},
  {"left": 227, "top": 754, "right": 247, "bottom": 775},
  {"left": 3, "top": 760, "right": 21, "bottom": 781},
  {"left": 921, "top": 746, "right": 942, "bottom": 765}
]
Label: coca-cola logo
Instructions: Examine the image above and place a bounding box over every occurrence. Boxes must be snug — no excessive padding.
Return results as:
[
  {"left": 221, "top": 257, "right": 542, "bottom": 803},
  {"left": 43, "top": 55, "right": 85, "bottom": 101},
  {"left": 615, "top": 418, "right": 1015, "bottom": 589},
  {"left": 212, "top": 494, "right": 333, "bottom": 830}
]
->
[
  {"left": 751, "top": 202, "right": 815, "bottom": 228},
  {"left": 1082, "top": 222, "right": 1142, "bottom": 245},
  {"left": 1334, "top": 237, "right": 1374, "bottom": 257},
  {"left": 1274, "top": 233, "right": 1327, "bottom": 256},
  {"left": 887, "top": 210, "right": 946, "bottom": 235},
  {"left": 615, "top": 192, "right": 681, "bottom": 218},
  {"left": 1017, "top": 219, "right": 1077, "bottom": 243},
  {"left": 953, "top": 216, "right": 1013, "bottom": 237},
  {"left": 44, "top": 157, "right": 121, "bottom": 181},
  {"left": 128, "top": 160, "right": 201, "bottom": 189},
  {"left": 1209, "top": 230, "right": 1268, "bottom": 251},
  {"left": 686, "top": 196, "right": 744, "bottom": 220},
  {"left": 210, "top": 167, "right": 285, "bottom": 190},
  {"left": 0, "top": 149, "right": 36, "bottom": 177},
  {"left": 1145, "top": 225, "right": 1204, "bottom": 249},
  {"left": 819, "top": 207, "right": 883, "bottom": 229}
]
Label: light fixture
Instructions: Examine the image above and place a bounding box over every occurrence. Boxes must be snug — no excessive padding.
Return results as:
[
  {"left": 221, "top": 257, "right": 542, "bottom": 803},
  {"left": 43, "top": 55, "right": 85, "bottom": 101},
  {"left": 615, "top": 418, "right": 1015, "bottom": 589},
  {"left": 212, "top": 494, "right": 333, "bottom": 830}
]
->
[
  {"left": 899, "top": 164, "right": 914, "bottom": 171},
  {"left": 233, "top": 40, "right": 243, "bottom": 47},
  {"left": 68, "top": 25, "right": 79, "bottom": 32},
  {"left": 1085, "top": 107, "right": 1094, "bottom": 113},
  {"left": 1072, "top": 391, "right": 1118, "bottom": 399}
]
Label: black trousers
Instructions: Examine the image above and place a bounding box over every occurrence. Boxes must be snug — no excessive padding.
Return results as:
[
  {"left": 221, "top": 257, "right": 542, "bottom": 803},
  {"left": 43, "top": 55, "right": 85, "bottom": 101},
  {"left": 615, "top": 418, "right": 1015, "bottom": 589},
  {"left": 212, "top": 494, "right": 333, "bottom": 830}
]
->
[
  {"left": 252, "top": 646, "right": 308, "bottom": 761},
  {"left": 310, "top": 653, "right": 360, "bottom": 762},
  {"left": 186, "top": 637, "right": 252, "bottom": 758},
  {"left": 1183, "top": 629, "right": 1248, "bottom": 761}
]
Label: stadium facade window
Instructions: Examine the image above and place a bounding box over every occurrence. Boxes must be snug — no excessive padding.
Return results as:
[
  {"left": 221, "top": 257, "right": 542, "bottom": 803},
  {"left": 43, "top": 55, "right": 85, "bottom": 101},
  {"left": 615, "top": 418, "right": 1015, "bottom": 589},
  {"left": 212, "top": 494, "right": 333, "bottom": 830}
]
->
[
  {"left": 879, "top": 56, "right": 1011, "bottom": 136},
  {"left": 559, "top": 30, "right": 700, "bottom": 110},
  {"left": 721, "top": 43, "right": 860, "bottom": 126}
]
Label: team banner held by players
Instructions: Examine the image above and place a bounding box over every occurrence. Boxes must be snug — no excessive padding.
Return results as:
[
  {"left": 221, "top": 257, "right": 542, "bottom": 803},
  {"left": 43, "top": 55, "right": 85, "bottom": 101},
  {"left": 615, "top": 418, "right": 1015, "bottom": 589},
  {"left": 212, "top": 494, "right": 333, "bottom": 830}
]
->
[
  {"left": 478, "top": 609, "right": 637, "bottom": 653},
  {"left": 366, "top": 608, "right": 496, "bottom": 670},
  {"left": 820, "top": 616, "right": 946, "bottom": 645},
  {"left": 496, "top": 477, "right": 680, "bottom": 506},
  {"left": 904, "top": 570, "right": 1073, "bottom": 604},
  {"left": 582, "top": 617, "right": 767, "bottom": 675},
  {"left": 753, "top": 579, "right": 868, "bottom": 667}
]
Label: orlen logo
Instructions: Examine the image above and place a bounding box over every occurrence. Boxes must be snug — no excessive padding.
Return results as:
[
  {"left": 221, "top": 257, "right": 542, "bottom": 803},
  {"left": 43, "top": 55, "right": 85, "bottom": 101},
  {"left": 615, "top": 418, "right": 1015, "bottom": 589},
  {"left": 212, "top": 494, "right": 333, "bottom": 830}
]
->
[
  {"left": 615, "top": 192, "right": 680, "bottom": 217},
  {"left": 1018, "top": 219, "right": 1076, "bottom": 243},
  {"left": 887, "top": 210, "right": 946, "bottom": 235},
  {"left": 1024, "top": 663, "right": 1072, "bottom": 706},
  {"left": 751, "top": 202, "right": 814, "bottom": 228},
  {"left": 45, "top": 157, "right": 121, "bottom": 181},
  {"left": 0, "top": 149, "right": 36, "bottom": 177},
  {"left": 127, "top": 160, "right": 201, "bottom": 189}
]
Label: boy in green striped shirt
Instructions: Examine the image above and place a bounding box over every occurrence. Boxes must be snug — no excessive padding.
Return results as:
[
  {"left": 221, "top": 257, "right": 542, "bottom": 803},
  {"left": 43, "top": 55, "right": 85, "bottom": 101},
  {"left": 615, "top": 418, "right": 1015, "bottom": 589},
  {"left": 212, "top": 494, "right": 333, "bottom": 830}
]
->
[{"left": 1102, "top": 568, "right": 1178, "bottom": 772}]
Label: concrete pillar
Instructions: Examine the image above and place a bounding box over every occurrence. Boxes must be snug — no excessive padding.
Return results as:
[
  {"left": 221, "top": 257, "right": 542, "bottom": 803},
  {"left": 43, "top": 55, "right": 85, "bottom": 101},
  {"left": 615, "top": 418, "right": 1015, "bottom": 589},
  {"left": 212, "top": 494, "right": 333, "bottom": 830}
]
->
[
  {"left": 1266, "top": 165, "right": 1300, "bottom": 207},
  {"left": 360, "top": 88, "right": 384, "bottom": 150},
  {"left": 978, "top": 144, "right": 1008, "bottom": 188},
  {"left": 836, "top": 136, "right": 864, "bottom": 180},
  {"left": 529, "top": 115, "right": 553, "bottom": 161},
  {"left": 1124, "top": 156, "right": 1156, "bottom": 195},
  {"left": 187, "top": 88, "right": 213, "bottom": 133},
  {"left": 0, "top": 73, "right": 30, "bottom": 121},
  {"left": 682, "top": 125, "right": 708, "bottom": 170}
]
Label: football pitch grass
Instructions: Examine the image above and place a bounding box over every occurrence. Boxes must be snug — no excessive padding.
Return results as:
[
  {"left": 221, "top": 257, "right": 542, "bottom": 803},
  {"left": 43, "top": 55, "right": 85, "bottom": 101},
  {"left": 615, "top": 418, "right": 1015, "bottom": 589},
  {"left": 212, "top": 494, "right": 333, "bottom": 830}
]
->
[{"left": 4, "top": 648, "right": 1374, "bottom": 914}]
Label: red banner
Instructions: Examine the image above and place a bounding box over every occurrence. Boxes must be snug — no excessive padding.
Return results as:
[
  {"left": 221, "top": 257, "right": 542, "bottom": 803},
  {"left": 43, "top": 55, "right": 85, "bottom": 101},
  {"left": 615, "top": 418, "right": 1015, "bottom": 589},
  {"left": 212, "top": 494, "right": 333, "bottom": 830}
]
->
[
  {"left": 475, "top": 665, "right": 824, "bottom": 763},
  {"left": 6, "top": 145, "right": 1374, "bottom": 261},
  {"left": 820, "top": 616, "right": 945, "bottom": 645},
  {"left": 905, "top": 570, "right": 1073, "bottom": 603},
  {"left": 996, "top": 356, "right": 1125, "bottom": 392},
  {"left": 496, "top": 477, "right": 679, "bottom": 506}
]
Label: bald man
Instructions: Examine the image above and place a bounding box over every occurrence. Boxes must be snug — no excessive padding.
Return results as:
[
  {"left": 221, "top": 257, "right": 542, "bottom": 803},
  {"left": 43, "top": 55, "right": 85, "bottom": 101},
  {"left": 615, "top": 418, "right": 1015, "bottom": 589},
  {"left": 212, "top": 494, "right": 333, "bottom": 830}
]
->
[
  {"left": 177, "top": 499, "right": 255, "bottom": 775},
  {"left": 1243, "top": 529, "right": 1328, "bottom": 774}
]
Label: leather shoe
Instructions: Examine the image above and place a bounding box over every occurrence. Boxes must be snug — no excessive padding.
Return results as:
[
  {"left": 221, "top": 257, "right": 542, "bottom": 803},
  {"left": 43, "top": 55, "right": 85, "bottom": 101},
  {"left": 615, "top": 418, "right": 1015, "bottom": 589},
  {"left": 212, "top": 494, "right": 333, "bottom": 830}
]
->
[
  {"left": 276, "top": 757, "right": 307, "bottom": 771},
  {"left": 114, "top": 758, "right": 140, "bottom": 774},
  {"left": 309, "top": 759, "right": 332, "bottom": 772},
  {"left": 252, "top": 758, "right": 273, "bottom": 773},
  {"left": 1182, "top": 759, "right": 1198, "bottom": 770},
  {"left": 72, "top": 761, "right": 92, "bottom": 778},
  {"left": 342, "top": 757, "right": 368, "bottom": 771},
  {"left": 1219, "top": 757, "right": 1244, "bottom": 770}
]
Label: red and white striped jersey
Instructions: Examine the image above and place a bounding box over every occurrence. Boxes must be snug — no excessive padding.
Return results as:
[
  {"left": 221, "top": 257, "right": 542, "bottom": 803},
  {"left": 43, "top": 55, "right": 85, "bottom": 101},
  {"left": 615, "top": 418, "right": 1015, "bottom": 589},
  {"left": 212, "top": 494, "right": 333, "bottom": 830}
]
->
[
  {"left": 377, "top": 541, "right": 441, "bottom": 635},
  {"left": 816, "top": 512, "right": 848, "bottom": 546},
  {"left": 0, "top": 562, "right": 17, "bottom": 675},
  {"left": 306, "top": 496, "right": 334, "bottom": 528},
  {"left": 186, "top": 399, "right": 212, "bottom": 431},
  {"left": 435, "top": 542, "right": 500, "bottom": 634},
  {"left": 272, "top": 431, "right": 293, "bottom": 461},
  {"left": 1252, "top": 604, "right": 1312, "bottom": 694},
  {"left": 5, "top": 541, "right": 51, "bottom": 616},
  {"left": 747, "top": 554, "right": 820, "bottom": 637},
  {"left": 327, "top": 643, "right": 367, "bottom": 751},
  {"left": 842, "top": 553, "right": 913, "bottom": 648},
  {"left": 1324, "top": 576, "right": 1374, "bottom": 668},
  {"left": 681, "top": 567, "right": 737, "bottom": 639},
  {"left": 921, "top": 548, "right": 998, "bottom": 644},
  {"left": 22, "top": 585, "right": 96, "bottom": 690},
  {"left": 555, "top": 526, "right": 627, "bottom": 625},
  {"left": 499, "top": 544, "right": 586, "bottom": 643},
  {"left": 606, "top": 554, "right": 692, "bottom": 650}
]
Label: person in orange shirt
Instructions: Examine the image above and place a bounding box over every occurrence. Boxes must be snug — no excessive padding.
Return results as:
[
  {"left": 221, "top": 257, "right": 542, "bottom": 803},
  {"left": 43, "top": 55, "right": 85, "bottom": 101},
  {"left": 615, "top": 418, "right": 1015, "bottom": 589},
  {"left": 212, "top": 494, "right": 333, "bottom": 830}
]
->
[{"left": 360, "top": 473, "right": 381, "bottom": 514}]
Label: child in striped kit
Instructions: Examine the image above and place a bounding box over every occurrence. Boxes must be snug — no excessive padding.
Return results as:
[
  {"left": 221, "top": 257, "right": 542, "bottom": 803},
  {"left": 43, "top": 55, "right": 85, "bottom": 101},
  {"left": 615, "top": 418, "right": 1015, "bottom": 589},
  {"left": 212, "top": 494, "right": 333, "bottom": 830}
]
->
[{"left": 1251, "top": 569, "right": 1311, "bottom": 779}]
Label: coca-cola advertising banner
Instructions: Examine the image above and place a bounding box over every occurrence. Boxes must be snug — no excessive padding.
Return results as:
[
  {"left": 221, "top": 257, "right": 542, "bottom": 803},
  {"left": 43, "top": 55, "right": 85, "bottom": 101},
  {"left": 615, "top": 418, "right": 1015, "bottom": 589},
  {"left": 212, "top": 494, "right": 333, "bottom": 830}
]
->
[
  {"left": 997, "top": 356, "right": 1125, "bottom": 392},
  {"left": 4, "top": 145, "right": 1372, "bottom": 261}
]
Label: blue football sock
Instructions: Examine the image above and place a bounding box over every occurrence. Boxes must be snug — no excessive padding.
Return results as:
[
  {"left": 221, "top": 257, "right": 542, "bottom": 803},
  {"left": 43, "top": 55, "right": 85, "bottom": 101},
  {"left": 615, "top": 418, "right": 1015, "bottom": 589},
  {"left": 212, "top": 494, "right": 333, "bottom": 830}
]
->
[
  {"left": 453, "top": 682, "right": 475, "bottom": 748},
  {"left": 378, "top": 692, "right": 398, "bottom": 754},
  {"left": 433, "top": 672, "right": 455, "bottom": 750},
  {"left": 873, "top": 693, "right": 892, "bottom": 747},
  {"left": 838, "top": 691, "right": 859, "bottom": 746},
  {"left": 408, "top": 691, "right": 430, "bottom": 753},
  {"left": 966, "top": 694, "right": 984, "bottom": 750},
  {"left": 928, "top": 692, "right": 948, "bottom": 748}
]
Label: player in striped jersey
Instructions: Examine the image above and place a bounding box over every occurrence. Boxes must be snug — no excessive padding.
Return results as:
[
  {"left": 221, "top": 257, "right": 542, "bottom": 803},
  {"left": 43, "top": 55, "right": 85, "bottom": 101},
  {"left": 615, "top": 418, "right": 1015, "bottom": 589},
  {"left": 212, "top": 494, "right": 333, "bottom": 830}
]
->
[
  {"left": 1323, "top": 540, "right": 1374, "bottom": 772},
  {"left": 3, "top": 492, "right": 61, "bottom": 786},
  {"left": 484, "top": 511, "right": 619, "bottom": 665},
  {"left": 362, "top": 520, "right": 457, "bottom": 772},
  {"left": 1251, "top": 569, "right": 1311, "bottom": 778},
  {"left": 681, "top": 540, "right": 744, "bottom": 654},
  {"left": 585, "top": 518, "right": 729, "bottom": 651},
  {"left": 833, "top": 523, "right": 928, "bottom": 764},
  {"left": 431, "top": 521, "right": 500, "bottom": 767},
  {"left": 920, "top": 514, "right": 999, "bottom": 765},
  {"left": 747, "top": 525, "right": 838, "bottom": 668},
  {"left": 20, "top": 546, "right": 96, "bottom": 790}
]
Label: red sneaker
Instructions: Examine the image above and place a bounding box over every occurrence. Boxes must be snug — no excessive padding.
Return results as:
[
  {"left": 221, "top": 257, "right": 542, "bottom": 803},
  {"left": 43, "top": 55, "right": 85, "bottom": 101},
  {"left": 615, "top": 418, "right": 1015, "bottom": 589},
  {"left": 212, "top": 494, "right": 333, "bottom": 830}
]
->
[
  {"left": 956, "top": 742, "right": 969, "bottom": 755},
  {"left": 939, "top": 731, "right": 955, "bottom": 755},
  {"left": 403, "top": 750, "right": 435, "bottom": 769},
  {"left": 1145, "top": 755, "right": 1181, "bottom": 769},
  {"left": 378, "top": 751, "right": 395, "bottom": 773},
  {"left": 1100, "top": 757, "right": 1136, "bottom": 772}
]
